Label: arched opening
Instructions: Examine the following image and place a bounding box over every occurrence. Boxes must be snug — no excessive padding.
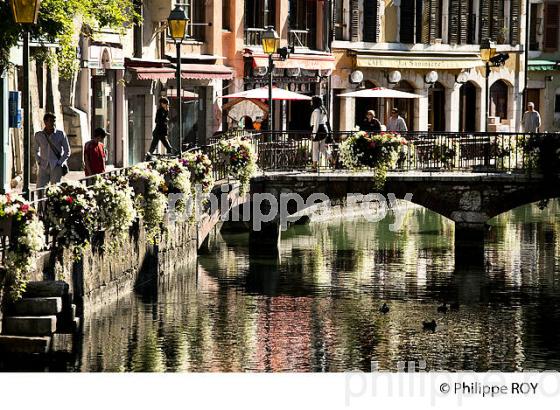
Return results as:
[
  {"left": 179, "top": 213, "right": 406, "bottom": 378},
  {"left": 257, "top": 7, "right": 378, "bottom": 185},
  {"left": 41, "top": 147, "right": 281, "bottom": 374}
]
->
[
  {"left": 354, "top": 80, "right": 380, "bottom": 127},
  {"left": 459, "top": 82, "right": 478, "bottom": 132},
  {"left": 392, "top": 81, "right": 415, "bottom": 131},
  {"left": 490, "top": 80, "right": 509, "bottom": 121},
  {"left": 428, "top": 81, "right": 446, "bottom": 132}
]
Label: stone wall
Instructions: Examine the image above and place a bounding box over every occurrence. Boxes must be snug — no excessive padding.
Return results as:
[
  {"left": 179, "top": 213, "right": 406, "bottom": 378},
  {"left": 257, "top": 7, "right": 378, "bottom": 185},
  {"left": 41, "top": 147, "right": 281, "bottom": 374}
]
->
[{"left": 29, "top": 218, "right": 197, "bottom": 315}]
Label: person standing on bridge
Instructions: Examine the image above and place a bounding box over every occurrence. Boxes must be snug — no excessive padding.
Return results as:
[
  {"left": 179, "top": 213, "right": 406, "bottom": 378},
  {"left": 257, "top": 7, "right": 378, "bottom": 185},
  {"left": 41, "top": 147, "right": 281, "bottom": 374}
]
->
[
  {"left": 147, "top": 97, "right": 176, "bottom": 159},
  {"left": 386, "top": 108, "right": 408, "bottom": 132},
  {"left": 310, "top": 96, "right": 330, "bottom": 170},
  {"left": 522, "top": 102, "right": 541, "bottom": 133},
  {"left": 361, "top": 110, "right": 382, "bottom": 133}
]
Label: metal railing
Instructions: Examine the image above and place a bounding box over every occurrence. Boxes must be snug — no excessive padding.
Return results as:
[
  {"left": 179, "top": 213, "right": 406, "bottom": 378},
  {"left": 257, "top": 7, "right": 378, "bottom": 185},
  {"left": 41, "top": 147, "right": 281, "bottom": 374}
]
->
[
  {"left": 288, "top": 29, "right": 310, "bottom": 48},
  {"left": 244, "top": 28, "right": 264, "bottom": 46},
  {"left": 241, "top": 131, "right": 553, "bottom": 173}
]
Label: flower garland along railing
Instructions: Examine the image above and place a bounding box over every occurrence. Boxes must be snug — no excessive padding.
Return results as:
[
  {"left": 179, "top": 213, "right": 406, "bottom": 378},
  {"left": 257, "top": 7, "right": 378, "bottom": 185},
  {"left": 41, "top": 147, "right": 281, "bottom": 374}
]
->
[
  {"left": 216, "top": 138, "right": 257, "bottom": 194},
  {"left": 0, "top": 194, "right": 46, "bottom": 301},
  {"left": 91, "top": 175, "right": 137, "bottom": 252},
  {"left": 0, "top": 136, "right": 245, "bottom": 297},
  {"left": 128, "top": 165, "right": 168, "bottom": 244},
  {"left": 339, "top": 131, "right": 408, "bottom": 189}
]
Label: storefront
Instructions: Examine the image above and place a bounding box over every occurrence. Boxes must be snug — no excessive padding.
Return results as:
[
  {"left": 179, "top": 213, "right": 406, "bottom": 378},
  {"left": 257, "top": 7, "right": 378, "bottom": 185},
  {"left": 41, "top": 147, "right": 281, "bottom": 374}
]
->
[{"left": 242, "top": 50, "right": 335, "bottom": 131}]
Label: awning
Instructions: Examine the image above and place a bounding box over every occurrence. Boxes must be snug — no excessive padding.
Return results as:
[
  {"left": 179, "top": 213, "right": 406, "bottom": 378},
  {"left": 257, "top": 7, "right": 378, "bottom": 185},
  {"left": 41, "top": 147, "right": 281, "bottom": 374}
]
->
[
  {"left": 355, "top": 54, "right": 483, "bottom": 70},
  {"left": 250, "top": 53, "right": 335, "bottom": 71},
  {"left": 179, "top": 64, "right": 234, "bottom": 80},
  {"left": 165, "top": 89, "right": 199, "bottom": 99},
  {"left": 127, "top": 64, "right": 234, "bottom": 81},
  {"left": 528, "top": 60, "right": 559, "bottom": 71}
]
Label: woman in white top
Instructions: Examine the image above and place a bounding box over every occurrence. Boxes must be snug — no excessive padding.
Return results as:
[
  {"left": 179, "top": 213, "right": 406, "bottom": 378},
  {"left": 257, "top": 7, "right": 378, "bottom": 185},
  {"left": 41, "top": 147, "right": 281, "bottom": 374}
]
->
[{"left": 310, "top": 95, "right": 329, "bottom": 169}]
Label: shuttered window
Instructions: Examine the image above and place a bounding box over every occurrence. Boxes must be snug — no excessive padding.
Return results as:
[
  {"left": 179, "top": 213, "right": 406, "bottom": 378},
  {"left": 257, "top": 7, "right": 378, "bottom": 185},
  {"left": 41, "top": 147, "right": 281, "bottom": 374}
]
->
[
  {"left": 479, "top": 0, "right": 506, "bottom": 43},
  {"left": 449, "top": 0, "right": 474, "bottom": 45},
  {"left": 363, "top": 0, "right": 379, "bottom": 42},
  {"left": 421, "top": 0, "right": 442, "bottom": 44},
  {"left": 544, "top": 3, "right": 560, "bottom": 51},
  {"left": 350, "top": 0, "right": 360, "bottom": 41},
  {"left": 510, "top": 0, "right": 521, "bottom": 45},
  {"left": 400, "top": 0, "right": 415, "bottom": 44}
]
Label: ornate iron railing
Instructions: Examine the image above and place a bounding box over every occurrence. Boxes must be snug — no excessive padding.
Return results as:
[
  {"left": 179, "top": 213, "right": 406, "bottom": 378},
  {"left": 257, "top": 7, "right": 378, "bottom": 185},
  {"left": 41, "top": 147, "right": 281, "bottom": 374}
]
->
[{"left": 236, "top": 131, "right": 557, "bottom": 173}]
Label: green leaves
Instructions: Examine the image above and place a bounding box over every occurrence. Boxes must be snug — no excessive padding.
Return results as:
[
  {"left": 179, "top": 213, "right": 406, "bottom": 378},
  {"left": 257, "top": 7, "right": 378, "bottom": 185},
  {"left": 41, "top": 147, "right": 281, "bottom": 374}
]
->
[{"left": 0, "top": 0, "right": 141, "bottom": 76}]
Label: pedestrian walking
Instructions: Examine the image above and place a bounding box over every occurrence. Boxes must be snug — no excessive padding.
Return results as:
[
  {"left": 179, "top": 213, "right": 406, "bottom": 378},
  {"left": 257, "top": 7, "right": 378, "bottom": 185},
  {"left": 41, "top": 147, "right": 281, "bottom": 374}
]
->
[
  {"left": 361, "top": 110, "right": 382, "bottom": 132},
  {"left": 310, "top": 95, "right": 330, "bottom": 170},
  {"left": 34, "top": 112, "right": 71, "bottom": 188},
  {"left": 386, "top": 108, "right": 408, "bottom": 132},
  {"left": 148, "top": 97, "right": 175, "bottom": 157},
  {"left": 522, "top": 102, "right": 541, "bottom": 133},
  {"left": 84, "top": 128, "right": 108, "bottom": 177}
]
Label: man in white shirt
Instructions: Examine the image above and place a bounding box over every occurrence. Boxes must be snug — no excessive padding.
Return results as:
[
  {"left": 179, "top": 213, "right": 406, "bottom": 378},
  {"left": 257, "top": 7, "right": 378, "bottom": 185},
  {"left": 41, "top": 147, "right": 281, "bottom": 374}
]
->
[
  {"left": 386, "top": 108, "right": 408, "bottom": 132},
  {"left": 522, "top": 102, "right": 541, "bottom": 133},
  {"left": 34, "top": 113, "right": 71, "bottom": 188}
]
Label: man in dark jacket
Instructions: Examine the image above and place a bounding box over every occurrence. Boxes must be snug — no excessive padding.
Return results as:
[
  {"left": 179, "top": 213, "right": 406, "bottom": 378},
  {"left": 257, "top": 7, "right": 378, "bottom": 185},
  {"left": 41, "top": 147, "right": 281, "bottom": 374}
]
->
[{"left": 148, "top": 97, "right": 176, "bottom": 156}]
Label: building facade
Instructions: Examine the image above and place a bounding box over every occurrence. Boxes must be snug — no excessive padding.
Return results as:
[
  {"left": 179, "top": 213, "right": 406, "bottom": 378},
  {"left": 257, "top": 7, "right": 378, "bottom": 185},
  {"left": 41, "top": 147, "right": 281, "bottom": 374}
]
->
[
  {"left": 527, "top": 0, "right": 560, "bottom": 132},
  {"left": 331, "top": 0, "right": 528, "bottom": 133}
]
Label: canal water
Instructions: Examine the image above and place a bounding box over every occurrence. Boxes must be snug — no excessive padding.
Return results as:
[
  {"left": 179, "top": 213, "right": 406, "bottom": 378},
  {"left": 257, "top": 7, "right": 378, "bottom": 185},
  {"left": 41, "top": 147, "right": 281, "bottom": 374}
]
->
[{"left": 67, "top": 201, "right": 560, "bottom": 371}]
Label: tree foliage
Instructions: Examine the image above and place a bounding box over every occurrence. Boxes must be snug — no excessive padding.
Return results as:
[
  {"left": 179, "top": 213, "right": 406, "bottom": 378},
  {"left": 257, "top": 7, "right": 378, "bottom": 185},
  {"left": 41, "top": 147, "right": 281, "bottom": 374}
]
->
[{"left": 0, "top": 0, "right": 141, "bottom": 77}]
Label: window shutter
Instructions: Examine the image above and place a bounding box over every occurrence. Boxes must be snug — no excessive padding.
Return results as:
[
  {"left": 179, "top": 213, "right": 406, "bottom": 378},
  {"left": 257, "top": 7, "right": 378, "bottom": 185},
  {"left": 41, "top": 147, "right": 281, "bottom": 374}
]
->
[
  {"left": 479, "top": 0, "right": 491, "bottom": 41},
  {"left": 544, "top": 3, "right": 560, "bottom": 51},
  {"left": 350, "top": 0, "right": 360, "bottom": 42},
  {"left": 422, "top": 0, "right": 441, "bottom": 44},
  {"left": 363, "top": 0, "right": 378, "bottom": 42},
  {"left": 510, "top": 0, "right": 521, "bottom": 45},
  {"left": 400, "top": 0, "right": 415, "bottom": 44},
  {"left": 448, "top": 0, "right": 460, "bottom": 45},
  {"left": 490, "top": 0, "right": 505, "bottom": 42}
]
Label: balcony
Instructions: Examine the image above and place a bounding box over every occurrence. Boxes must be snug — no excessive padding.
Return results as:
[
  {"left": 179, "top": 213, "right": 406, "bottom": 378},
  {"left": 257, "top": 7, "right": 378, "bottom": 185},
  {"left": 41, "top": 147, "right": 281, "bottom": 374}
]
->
[
  {"left": 289, "top": 29, "right": 309, "bottom": 49},
  {"left": 244, "top": 28, "right": 264, "bottom": 46}
]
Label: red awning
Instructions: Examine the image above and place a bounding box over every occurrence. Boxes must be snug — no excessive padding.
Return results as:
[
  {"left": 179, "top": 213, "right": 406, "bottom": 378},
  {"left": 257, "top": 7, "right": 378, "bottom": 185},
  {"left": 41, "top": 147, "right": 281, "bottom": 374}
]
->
[
  {"left": 180, "top": 64, "right": 234, "bottom": 80},
  {"left": 128, "top": 64, "right": 233, "bottom": 81},
  {"left": 249, "top": 52, "right": 335, "bottom": 71}
]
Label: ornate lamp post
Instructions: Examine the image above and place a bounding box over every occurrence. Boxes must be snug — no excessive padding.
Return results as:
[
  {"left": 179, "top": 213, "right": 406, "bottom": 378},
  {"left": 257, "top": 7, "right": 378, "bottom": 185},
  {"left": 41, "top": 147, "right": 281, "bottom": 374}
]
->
[
  {"left": 480, "top": 39, "right": 496, "bottom": 132},
  {"left": 10, "top": 0, "right": 42, "bottom": 199},
  {"left": 261, "top": 26, "right": 280, "bottom": 131},
  {"left": 168, "top": 5, "right": 188, "bottom": 155}
]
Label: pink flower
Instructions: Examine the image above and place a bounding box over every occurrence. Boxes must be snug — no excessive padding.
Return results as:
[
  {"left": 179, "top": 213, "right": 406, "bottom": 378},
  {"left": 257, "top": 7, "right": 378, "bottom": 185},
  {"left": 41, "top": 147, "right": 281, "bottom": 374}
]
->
[
  {"left": 65, "top": 196, "right": 74, "bottom": 204},
  {"left": 21, "top": 204, "right": 30, "bottom": 213}
]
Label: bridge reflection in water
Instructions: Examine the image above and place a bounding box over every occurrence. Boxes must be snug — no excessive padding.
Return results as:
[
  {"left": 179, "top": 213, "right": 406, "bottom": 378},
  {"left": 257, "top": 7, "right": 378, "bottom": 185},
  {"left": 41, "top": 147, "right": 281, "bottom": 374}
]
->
[{"left": 20, "top": 200, "right": 560, "bottom": 372}]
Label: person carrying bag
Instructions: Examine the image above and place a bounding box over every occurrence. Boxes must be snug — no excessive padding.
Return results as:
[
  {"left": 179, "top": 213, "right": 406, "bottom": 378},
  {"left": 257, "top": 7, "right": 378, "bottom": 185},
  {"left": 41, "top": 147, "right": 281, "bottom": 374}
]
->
[{"left": 310, "top": 95, "right": 331, "bottom": 169}]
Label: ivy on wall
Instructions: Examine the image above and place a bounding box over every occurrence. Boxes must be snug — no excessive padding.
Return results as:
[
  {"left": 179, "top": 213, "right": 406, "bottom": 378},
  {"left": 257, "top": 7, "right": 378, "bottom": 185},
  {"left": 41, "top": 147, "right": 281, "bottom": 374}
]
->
[{"left": 0, "top": 0, "right": 141, "bottom": 77}]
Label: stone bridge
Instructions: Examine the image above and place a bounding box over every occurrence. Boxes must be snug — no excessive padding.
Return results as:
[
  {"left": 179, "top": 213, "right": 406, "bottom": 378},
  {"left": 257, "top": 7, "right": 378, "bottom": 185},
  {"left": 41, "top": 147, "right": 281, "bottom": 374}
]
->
[{"left": 247, "top": 171, "right": 560, "bottom": 263}]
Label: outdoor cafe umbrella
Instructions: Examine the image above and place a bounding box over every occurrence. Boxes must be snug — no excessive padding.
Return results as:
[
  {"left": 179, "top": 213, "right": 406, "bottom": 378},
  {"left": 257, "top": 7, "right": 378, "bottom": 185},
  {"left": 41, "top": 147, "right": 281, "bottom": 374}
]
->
[
  {"left": 338, "top": 87, "right": 425, "bottom": 99},
  {"left": 221, "top": 86, "right": 312, "bottom": 101}
]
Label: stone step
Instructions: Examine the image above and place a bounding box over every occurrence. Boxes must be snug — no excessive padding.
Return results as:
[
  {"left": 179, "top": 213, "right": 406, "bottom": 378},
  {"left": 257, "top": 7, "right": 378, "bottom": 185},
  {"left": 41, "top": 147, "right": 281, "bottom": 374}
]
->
[
  {"left": 24, "top": 281, "right": 69, "bottom": 298},
  {"left": 0, "top": 335, "right": 51, "bottom": 354},
  {"left": 2, "top": 316, "right": 57, "bottom": 336},
  {"left": 11, "top": 297, "right": 63, "bottom": 316}
]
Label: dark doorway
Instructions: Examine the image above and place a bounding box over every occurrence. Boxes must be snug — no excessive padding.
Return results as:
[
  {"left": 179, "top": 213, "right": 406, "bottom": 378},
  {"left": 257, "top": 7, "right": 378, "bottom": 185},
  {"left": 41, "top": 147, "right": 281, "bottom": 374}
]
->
[
  {"left": 289, "top": 99, "right": 313, "bottom": 130},
  {"left": 393, "top": 81, "right": 415, "bottom": 131},
  {"left": 428, "top": 82, "right": 446, "bottom": 132},
  {"left": 459, "top": 82, "right": 477, "bottom": 132},
  {"left": 354, "top": 81, "right": 379, "bottom": 128},
  {"left": 527, "top": 88, "right": 541, "bottom": 113}
]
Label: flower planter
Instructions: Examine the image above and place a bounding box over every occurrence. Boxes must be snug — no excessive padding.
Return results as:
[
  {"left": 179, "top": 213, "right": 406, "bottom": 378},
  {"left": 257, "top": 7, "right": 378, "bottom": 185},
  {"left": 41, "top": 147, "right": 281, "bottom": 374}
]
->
[{"left": 0, "top": 217, "right": 13, "bottom": 237}]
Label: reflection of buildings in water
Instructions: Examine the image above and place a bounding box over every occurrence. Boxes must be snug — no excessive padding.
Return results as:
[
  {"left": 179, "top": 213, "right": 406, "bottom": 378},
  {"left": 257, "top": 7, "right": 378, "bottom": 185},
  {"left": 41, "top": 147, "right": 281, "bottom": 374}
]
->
[{"left": 253, "top": 296, "right": 313, "bottom": 372}]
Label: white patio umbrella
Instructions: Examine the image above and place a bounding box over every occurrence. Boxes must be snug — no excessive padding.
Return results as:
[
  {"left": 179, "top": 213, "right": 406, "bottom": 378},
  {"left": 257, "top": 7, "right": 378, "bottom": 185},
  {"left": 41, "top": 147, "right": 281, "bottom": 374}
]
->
[
  {"left": 221, "top": 86, "right": 312, "bottom": 101},
  {"left": 338, "top": 87, "right": 425, "bottom": 99}
]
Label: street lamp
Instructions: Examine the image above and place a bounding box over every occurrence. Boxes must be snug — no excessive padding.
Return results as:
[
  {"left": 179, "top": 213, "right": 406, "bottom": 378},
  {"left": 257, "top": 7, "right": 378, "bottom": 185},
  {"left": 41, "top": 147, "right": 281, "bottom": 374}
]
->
[
  {"left": 480, "top": 39, "right": 496, "bottom": 132},
  {"left": 168, "top": 5, "right": 188, "bottom": 155},
  {"left": 10, "top": 0, "right": 42, "bottom": 199},
  {"left": 262, "top": 26, "right": 280, "bottom": 131}
]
